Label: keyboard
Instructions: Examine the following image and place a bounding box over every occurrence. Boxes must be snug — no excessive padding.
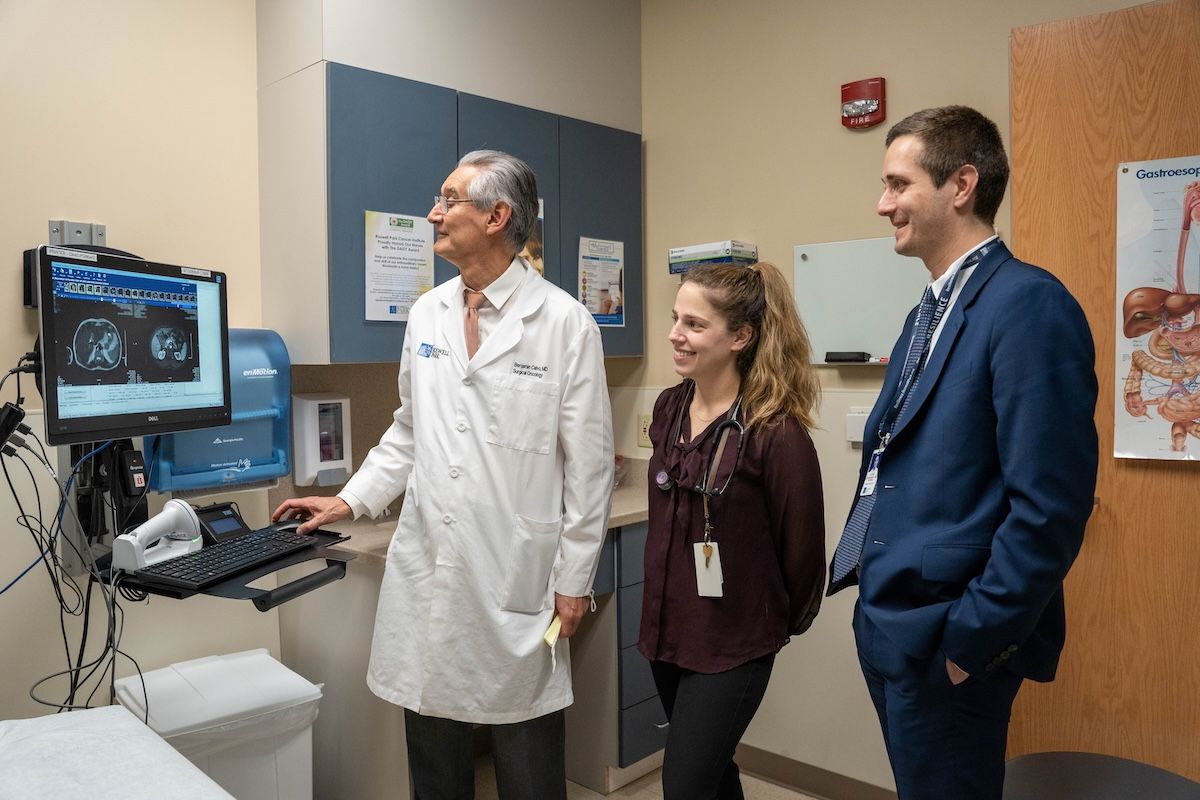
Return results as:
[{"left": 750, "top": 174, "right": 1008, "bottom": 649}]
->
[{"left": 135, "top": 527, "right": 319, "bottom": 590}]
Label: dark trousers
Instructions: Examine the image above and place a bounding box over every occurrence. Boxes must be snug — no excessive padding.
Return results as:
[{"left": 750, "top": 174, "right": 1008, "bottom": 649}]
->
[
  {"left": 650, "top": 654, "right": 775, "bottom": 800},
  {"left": 854, "top": 602, "right": 1024, "bottom": 800},
  {"left": 403, "top": 707, "right": 566, "bottom": 800}
]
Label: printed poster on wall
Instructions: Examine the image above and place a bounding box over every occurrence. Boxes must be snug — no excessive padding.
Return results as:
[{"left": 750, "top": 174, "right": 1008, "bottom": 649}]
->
[
  {"left": 1114, "top": 155, "right": 1200, "bottom": 460},
  {"left": 520, "top": 199, "right": 546, "bottom": 276},
  {"left": 364, "top": 210, "right": 434, "bottom": 322},
  {"left": 578, "top": 236, "right": 624, "bottom": 327}
]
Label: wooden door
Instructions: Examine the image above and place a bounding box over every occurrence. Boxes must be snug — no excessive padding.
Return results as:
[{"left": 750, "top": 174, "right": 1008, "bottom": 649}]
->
[{"left": 1009, "top": 0, "right": 1200, "bottom": 779}]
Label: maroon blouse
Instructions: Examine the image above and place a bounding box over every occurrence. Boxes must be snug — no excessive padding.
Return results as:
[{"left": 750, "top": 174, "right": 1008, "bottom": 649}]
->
[{"left": 638, "top": 382, "right": 826, "bottom": 673}]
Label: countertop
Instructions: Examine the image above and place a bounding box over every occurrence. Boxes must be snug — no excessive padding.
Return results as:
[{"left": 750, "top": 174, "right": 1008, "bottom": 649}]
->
[{"left": 323, "top": 460, "right": 650, "bottom": 568}]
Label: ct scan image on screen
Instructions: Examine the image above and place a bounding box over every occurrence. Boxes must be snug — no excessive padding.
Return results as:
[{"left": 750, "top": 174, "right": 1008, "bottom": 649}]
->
[
  {"left": 47, "top": 259, "right": 225, "bottom": 424},
  {"left": 52, "top": 268, "right": 202, "bottom": 387}
]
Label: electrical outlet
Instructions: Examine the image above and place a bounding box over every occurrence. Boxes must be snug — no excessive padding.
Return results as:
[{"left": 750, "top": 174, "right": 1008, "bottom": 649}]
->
[{"left": 637, "top": 413, "right": 653, "bottom": 448}]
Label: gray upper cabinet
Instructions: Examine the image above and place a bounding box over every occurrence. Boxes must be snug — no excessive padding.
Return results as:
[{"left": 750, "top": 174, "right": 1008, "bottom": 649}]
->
[
  {"left": 559, "top": 117, "right": 644, "bottom": 357},
  {"left": 457, "top": 94, "right": 562, "bottom": 287},
  {"left": 327, "top": 64, "right": 458, "bottom": 363},
  {"left": 260, "top": 62, "right": 642, "bottom": 364}
]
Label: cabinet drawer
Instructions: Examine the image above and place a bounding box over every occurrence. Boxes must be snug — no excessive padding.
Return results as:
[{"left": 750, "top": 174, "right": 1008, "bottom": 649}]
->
[
  {"left": 616, "top": 522, "right": 647, "bottom": 587},
  {"left": 617, "top": 582, "right": 643, "bottom": 649},
  {"left": 619, "top": 644, "right": 656, "bottom": 709},
  {"left": 619, "top": 695, "right": 668, "bottom": 767},
  {"left": 591, "top": 528, "right": 616, "bottom": 596}
]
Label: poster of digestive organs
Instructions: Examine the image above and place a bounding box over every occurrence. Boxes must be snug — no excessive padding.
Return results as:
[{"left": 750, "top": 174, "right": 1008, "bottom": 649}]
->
[{"left": 1115, "top": 155, "right": 1200, "bottom": 460}]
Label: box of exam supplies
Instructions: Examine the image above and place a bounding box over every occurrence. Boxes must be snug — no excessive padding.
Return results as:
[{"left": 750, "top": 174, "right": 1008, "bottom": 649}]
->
[
  {"left": 668, "top": 240, "right": 758, "bottom": 274},
  {"left": 115, "top": 648, "right": 322, "bottom": 800}
]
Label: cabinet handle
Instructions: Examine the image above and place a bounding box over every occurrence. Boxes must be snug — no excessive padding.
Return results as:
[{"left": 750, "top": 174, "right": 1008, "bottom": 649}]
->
[{"left": 653, "top": 722, "right": 670, "bottom": 730}]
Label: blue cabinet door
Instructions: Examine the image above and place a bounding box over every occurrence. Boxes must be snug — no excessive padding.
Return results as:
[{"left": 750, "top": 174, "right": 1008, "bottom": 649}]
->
[
  {"left": 457, "top": 94, "right": 561, "bottom": 287},
  {"left": 559, "top": 117, "right": 644, "bottom": 356},
  {"left": 326, "top": 63, "right": 458, "bottom": 363}
]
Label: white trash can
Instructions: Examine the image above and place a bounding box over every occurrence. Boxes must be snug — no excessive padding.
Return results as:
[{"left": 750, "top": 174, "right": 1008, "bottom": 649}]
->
[{"left": 115, "top": 648, "right": 323, "bottom": 800}]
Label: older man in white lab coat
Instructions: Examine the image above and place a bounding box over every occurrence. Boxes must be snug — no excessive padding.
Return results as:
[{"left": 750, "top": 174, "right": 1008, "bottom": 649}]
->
[{"left": 274, "top": 150, "right": 614, "bottom": 800}]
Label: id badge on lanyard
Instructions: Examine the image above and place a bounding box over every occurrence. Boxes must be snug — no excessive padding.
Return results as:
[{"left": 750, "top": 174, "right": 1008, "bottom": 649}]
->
[{"left": 860, "top": 445, "right": 883, "bottom": 497}]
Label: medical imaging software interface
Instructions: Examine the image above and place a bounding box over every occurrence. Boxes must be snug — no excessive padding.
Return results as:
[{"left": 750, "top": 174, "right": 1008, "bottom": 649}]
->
[{"left": 48, "top": 260, "right": 225, "bottom": 421}]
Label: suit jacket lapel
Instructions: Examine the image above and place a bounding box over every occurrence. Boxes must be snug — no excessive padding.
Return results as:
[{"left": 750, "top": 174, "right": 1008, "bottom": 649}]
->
[{"left": 888, "top": 242, "right": 1012, "bottom": 443}]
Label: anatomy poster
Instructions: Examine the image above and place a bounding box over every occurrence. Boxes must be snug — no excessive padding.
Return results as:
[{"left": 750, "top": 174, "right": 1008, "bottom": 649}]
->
[{"left": 1115, "top": 155, "right": 1200, "bottom": 459}]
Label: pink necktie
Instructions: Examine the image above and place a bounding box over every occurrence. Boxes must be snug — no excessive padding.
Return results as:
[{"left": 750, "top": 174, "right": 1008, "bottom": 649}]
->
[{"left": 464, "top": 289, "right": 487, "bottom": 359}]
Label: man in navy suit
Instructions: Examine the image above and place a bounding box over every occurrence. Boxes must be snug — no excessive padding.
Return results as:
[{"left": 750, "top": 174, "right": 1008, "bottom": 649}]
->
[{"left": 828, "top": 106, "right": 1098, "bottom": 799}]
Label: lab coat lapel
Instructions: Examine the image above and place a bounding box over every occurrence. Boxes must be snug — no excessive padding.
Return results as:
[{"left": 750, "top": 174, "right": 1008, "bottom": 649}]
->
[
  {"left": 465, "top": 266, "right": 548, "bottom": 374},
  {"left": 435, "top": 278, "right": 471, "bottom": 372},
  {"left": 888, "top": 243, "right": 1009, "bottom": 443}
]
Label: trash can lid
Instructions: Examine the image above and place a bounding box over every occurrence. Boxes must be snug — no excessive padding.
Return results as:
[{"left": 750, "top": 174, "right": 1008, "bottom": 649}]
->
[{"left": 114, "top": 648, "right": 323, "bottom": 737}]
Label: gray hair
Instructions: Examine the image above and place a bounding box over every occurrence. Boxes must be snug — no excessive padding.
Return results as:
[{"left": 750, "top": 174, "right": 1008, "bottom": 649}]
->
[{"left": 457, "top": 150, "right": 540, "bottom": 251}]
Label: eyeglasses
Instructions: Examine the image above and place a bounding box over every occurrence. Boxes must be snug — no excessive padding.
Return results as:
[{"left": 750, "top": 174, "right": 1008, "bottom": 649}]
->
[{"left": 432, "top": 195, "right": 475, "bottom": 214}]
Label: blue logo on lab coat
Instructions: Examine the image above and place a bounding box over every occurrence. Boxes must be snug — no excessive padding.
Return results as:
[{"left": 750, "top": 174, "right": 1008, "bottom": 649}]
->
[{"left": 417, "top": 343, "right": 449, "bottom": 359}]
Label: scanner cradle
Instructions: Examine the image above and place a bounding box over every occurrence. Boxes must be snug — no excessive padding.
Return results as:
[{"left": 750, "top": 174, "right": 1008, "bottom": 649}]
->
[{"left": 110, "top": 498, "right": 203, "bottom": 572}]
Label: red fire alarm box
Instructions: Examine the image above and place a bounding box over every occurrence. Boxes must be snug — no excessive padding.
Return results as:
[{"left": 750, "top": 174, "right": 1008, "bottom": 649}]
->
[{"left": 841, "top": 77, "right": 886, "bottom": 129}]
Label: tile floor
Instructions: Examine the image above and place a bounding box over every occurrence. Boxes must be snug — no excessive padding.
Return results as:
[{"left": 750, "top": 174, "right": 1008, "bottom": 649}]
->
[{"left": 473, "top": 754, "right": 824, "bottom": 800}]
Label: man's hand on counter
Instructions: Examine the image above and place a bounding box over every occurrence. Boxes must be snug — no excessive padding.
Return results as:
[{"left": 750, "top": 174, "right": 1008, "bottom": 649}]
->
[
  {"left": 554, "top": 593, "right": 590, "bottom": 638},
  {"left": 272, "top": 496, "right": 353, "bottom": 536}
]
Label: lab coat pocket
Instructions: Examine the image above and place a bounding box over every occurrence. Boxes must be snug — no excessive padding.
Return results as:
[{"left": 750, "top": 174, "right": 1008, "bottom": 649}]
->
[
  {"left": 500, "top": 513, "right": 563, "bottom": 613},
  {"left": 487, "top": 377, "right": 560, "bottom": 455}
]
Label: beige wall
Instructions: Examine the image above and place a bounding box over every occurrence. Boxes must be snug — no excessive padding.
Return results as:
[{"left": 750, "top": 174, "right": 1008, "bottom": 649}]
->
[
  {"left": 0, "top": 0, "right": 263, "bottom": 388},
  {"left": 0, "top": 1, "right": 269, "bottom": 721},
  {"left": 638, "top": 0, "right": 1138, "bottom": 790}
]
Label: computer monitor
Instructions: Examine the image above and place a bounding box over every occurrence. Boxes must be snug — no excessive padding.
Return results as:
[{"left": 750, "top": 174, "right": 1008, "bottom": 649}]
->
[{"left": 35, "top": 245, "right": 232, "bottom": 447}]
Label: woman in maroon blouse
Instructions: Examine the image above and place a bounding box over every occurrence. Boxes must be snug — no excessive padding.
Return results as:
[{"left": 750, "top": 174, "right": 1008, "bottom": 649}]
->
[{"left": 640, "top": 260, "right": 825, "bottom": 799}]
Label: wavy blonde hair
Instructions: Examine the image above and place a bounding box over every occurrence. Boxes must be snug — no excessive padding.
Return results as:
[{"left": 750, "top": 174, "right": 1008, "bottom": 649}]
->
[{"left": 682, "top": 261, "right": 820, "bottom": 429}]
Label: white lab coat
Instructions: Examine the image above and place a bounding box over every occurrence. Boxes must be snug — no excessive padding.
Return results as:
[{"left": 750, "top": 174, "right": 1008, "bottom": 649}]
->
[{"left": 340, "top": 261, "right": 614, "bottom": 724}]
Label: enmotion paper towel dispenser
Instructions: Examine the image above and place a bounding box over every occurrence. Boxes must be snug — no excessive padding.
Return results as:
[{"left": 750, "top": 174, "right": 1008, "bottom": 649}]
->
[{"left": 146, "top": 328, "right": 291, "bottom": 492}]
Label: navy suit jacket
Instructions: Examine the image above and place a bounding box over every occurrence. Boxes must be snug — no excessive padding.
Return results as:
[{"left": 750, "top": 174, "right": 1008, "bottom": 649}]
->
[{"left": 833, "top": 242, "right": 1098, "bottom": 682}]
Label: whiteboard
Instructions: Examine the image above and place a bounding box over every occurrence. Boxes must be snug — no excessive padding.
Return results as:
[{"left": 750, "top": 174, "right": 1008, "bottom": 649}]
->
[{"left": 793, "top": 236, "right": 930, "bottom": 364}]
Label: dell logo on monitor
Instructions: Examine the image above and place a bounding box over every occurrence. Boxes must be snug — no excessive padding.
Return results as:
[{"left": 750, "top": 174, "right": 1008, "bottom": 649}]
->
[{"left": 147, "top": 415, "right": 160, "bottom": 422}]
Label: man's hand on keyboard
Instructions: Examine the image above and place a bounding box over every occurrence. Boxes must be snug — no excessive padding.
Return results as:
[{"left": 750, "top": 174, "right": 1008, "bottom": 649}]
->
[{"left": 272, "top": 496, "right": 352, "bottom": 535}]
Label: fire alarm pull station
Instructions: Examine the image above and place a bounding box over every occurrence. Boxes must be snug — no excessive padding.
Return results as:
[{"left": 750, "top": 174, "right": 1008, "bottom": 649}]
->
[{"left": 841, "top": 77, "right": 886, "bottom": 129}]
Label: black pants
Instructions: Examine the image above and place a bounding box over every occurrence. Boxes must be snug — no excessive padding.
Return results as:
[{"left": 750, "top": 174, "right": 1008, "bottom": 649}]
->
[
  {"left": 403, "top": 707, "right": 567, "bottom": 800},
  {"left": 650, "top": 654, "right": 775, "bottom": 800}
]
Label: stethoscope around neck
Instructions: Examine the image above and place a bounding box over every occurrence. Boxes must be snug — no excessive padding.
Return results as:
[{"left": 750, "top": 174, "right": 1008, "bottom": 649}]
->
[{"left": 654, "top": 381, "right": 745, "bottom": 497}]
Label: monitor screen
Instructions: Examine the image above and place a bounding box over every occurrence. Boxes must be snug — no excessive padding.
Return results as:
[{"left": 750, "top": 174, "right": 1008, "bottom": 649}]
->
[{"left": 36, "top": 245, "right": 232, "bottom": 446}]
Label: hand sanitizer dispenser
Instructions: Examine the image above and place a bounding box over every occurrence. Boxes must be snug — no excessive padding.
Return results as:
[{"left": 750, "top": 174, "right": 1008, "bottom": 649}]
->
[{"left": 293, "top": 393, "right": 352, "bottom": 486}]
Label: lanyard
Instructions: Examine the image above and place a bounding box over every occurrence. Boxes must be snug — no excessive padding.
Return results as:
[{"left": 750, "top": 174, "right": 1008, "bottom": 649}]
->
[{"left": 876, "top": 242, "right": 995, "bottom": 448}]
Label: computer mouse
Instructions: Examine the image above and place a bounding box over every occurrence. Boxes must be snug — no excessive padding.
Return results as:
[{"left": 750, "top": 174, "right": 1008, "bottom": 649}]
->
[{"left": 273, "top": 518, "right": 304, "bottom": 532}]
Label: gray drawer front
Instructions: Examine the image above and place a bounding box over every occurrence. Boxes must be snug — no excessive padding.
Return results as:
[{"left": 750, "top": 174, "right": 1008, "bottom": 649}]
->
[
  {"left": 619, "top": 695, "right": 668, "bottom": 767},
  {"left": 616, "top": 522, "right": 647, "bottom": 587},
  {"left": 617, "top": 582, "right": 643, "bottom": 649},
  {"left": 619, "top": 644, "right": 656, "bottom": 709},
  {"left": 591, "top": 529, "right": 616, "bottom": 596}
]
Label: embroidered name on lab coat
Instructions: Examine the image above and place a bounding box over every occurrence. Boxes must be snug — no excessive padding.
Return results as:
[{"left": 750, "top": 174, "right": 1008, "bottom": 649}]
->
[{"left": 511, "top": 361, "right": 550, "bottom": 378}]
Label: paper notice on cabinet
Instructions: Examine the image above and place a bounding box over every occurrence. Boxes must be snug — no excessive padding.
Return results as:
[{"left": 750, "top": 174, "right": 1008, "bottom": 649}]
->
[
  {"left": 578, "top": 236, "right": 625, "bottom": 327},
  {"left": 365, "top": 210, "right": 434, "bottom": 322}
]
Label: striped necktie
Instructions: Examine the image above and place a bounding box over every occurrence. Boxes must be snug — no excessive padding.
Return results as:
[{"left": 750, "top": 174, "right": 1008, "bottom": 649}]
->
[{"left": 830, "top": 285, "right": 937, "bottom": 588}]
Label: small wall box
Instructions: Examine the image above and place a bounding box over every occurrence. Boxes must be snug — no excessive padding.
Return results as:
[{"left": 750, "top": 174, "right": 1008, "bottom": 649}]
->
[
  {"left": 668, "top": 240, "right": 758, "bottom": 275},
  {"left": 293, "top": 393, "right": 352, "bottom": 486}
]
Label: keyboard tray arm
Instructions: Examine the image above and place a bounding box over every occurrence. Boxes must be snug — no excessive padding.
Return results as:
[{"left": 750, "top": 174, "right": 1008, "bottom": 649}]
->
[{"left": 109, "top": 532, "right": 356, "bottom": 610}]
